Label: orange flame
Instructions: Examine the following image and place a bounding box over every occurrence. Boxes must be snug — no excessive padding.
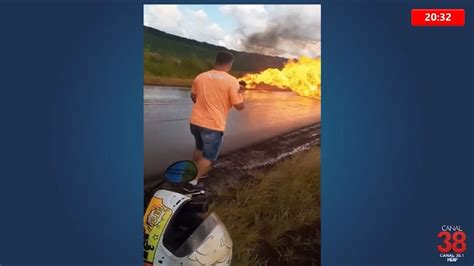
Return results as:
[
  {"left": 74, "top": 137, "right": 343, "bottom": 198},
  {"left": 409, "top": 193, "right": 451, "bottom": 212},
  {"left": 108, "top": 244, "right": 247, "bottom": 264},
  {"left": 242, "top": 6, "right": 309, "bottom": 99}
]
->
[{"left": 239, "top": 56, "right": 321, "bottom": 99}]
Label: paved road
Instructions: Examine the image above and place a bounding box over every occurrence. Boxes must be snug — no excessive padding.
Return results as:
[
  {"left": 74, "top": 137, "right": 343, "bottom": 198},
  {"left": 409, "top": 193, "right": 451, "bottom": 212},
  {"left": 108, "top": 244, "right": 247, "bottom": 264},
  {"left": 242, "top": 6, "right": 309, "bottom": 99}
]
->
[{"left": 144, "top": 86, "right": 321, "bottom": 182}]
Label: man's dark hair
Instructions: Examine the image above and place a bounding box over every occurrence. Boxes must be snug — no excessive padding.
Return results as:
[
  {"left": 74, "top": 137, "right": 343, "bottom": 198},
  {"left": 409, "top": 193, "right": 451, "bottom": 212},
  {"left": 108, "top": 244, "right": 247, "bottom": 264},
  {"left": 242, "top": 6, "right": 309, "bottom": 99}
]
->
[{"left": 215, "top": 51, "right": 234, "bottom": 65}]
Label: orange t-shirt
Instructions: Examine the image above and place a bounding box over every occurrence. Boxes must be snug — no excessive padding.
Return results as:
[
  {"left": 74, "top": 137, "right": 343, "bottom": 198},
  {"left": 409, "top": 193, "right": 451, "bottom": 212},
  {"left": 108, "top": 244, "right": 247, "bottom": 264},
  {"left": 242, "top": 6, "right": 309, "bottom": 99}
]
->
[{"left": 189, "top": 70, "right": 243, "bottom": 132}]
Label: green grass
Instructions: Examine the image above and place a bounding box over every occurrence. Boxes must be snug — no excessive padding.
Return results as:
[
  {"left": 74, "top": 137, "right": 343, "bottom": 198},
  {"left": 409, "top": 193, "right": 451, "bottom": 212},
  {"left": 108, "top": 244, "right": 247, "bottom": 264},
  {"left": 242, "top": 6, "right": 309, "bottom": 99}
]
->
[
  {"left": 144, "top": 75, "right": 193, "bottom": 87},
  {"left": 144, "top": 48, "right": 213, "bottom": 79},
  {"left": 210, "top": 148, "right": 321, "bottom": 266},
  {"left": 144, "top": 26, "right": 287, "bottom": 86}
]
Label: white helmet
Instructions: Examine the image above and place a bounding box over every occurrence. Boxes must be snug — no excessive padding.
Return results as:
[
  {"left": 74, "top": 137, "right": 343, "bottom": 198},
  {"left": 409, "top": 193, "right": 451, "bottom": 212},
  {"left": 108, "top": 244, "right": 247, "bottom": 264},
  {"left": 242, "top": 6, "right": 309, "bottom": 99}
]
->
[{"left": 144, "top": 189, "right": 232, "bottom": 266}]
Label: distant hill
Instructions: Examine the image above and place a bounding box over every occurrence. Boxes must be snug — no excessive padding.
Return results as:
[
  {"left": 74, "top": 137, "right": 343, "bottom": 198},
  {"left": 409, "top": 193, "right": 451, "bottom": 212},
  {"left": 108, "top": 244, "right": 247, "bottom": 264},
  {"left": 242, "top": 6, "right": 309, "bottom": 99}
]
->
[{"left": 144, "top": 26, "right": 288, "bottom": 85}]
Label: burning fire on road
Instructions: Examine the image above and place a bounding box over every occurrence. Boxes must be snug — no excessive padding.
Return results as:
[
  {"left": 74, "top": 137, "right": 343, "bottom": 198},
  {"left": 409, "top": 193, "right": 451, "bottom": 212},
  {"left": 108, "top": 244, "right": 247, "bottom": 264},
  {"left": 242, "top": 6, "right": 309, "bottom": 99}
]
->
[{"left": 239, "top": 56, "right": 321, "bottom": 99}]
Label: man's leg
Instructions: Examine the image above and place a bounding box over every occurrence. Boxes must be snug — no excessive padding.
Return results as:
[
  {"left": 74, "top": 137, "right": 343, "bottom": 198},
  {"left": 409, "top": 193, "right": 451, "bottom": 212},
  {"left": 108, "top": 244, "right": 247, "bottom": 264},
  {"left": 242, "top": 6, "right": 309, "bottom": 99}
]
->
[
  {"left": 193, "top": 149, "right": 203, "bottom": 162},
  {"left": 195, "top": 157, "right": 212, "bottom": 179},
  {"left": 190, "top": 128, "right": 223, "bottom": 184},
  {"left": 189, "top": 149, "right": 208, "bottom": 186},
  {"left": 189, "top": 124, "right": 204, "bottom": 186}
]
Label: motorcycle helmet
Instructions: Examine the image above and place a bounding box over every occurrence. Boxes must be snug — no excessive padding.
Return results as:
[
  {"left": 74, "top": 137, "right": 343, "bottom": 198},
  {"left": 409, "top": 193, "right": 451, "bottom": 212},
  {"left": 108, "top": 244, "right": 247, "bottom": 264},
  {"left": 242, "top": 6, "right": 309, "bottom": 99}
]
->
[{"left": 144, "top": 189, "right": 232, "bottom": 266}]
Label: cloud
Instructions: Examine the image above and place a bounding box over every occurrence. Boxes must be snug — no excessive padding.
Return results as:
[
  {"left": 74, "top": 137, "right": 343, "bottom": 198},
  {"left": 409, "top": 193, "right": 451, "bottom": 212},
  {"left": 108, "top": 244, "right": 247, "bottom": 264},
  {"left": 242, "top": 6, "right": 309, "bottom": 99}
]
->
[
  {"left": 144, "top": 5, "right": 225, "bottom": 46},
  {"left": 270, "top": 5, "right": 321, "bottom": 42},
  {"left": 193, "top": 9, "right": 208, "bottom": 21},
  {"left": 223, "top": 5, "right": 321, "bottom": 58},
  {"left": 219, "top": 5, "right": 268, "bottom": 35},
  {"left": 144, "top": 5, "right": 321, "bottom": 58},
  {"left": 143, "top": 5, "right": 183, "bottom": 35}
]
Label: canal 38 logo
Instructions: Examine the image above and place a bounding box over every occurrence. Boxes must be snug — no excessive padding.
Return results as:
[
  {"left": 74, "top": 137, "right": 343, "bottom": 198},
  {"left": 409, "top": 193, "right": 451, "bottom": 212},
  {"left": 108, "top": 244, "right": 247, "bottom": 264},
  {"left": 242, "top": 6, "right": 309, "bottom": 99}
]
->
[{"left": 437, "top": 225, "right": 467, "bottom": 263}]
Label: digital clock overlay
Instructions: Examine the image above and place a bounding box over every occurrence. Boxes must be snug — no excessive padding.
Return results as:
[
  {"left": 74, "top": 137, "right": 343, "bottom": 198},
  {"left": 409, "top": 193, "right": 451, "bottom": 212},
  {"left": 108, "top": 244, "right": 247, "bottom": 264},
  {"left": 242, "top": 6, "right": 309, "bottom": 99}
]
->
[{"left": 412, "top": 9, "right": 465, "bottom": 26}]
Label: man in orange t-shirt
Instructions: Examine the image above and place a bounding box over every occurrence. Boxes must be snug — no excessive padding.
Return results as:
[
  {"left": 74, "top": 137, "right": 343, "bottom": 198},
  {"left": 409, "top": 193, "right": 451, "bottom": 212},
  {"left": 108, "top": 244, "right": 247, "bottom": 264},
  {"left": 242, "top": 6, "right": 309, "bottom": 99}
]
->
[{"left": 187, "top": 51, "right": 245, "bottom": 190}]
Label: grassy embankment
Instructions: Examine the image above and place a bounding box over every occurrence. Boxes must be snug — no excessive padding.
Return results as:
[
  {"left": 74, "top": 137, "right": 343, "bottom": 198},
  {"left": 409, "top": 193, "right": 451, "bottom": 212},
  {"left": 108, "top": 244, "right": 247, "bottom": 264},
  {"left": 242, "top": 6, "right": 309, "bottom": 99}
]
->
[
  {"left": 210, "top": 148, "right": 321, "bottom": 266},
  {"left": 143, "top": 26, "right": 286, "bottom": 87},
  {"left": 144, "top": 48, "right": 205, "bottom": 87}
]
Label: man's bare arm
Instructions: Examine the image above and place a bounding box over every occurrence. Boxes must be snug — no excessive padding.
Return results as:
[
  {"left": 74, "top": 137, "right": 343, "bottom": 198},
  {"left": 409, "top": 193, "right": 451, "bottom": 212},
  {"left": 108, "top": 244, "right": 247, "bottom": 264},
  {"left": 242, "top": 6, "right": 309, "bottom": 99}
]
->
[{"left": 191, "top": 93, "right": 197, "bottom": 103}]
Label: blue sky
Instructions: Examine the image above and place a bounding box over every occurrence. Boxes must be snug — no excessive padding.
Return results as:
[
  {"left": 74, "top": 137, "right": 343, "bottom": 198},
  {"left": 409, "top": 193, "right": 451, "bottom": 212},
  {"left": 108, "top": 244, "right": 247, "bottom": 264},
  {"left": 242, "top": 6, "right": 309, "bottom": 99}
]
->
[
  {"left": 144, "top": 5, "right": 321, "bottom": 58},
  {"left": 185, "top": 5, "right": 237, "bottom": 34}
]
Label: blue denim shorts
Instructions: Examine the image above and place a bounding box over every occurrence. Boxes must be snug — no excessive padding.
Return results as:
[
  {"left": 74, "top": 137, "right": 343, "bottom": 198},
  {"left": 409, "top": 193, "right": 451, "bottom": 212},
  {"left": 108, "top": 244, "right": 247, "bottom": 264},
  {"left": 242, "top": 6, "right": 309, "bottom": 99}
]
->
[{"left": 190, "top": 124, "right": 224, "bottom": 161}]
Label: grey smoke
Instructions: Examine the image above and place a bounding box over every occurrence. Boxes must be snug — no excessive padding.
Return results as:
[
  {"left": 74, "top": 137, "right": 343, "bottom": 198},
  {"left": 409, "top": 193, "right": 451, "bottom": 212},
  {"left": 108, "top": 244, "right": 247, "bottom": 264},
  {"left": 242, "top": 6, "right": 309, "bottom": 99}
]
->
[{"left": 242, "top": 8, "right": 321, "bottom": 58}]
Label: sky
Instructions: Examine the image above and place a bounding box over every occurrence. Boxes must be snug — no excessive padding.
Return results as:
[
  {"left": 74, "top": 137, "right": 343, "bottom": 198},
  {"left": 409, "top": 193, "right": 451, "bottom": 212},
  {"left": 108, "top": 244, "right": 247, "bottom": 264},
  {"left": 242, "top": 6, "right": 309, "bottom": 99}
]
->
[{"left": 144, "top": 5, "right": 321, "bottom": 58}]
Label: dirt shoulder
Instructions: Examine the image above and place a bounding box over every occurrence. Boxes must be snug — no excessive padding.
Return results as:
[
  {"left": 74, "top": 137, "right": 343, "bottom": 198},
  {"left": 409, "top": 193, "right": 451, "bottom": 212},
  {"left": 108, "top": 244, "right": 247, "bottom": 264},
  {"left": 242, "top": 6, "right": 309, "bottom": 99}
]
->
[
  {"left": 204, "top": 123, "right": 321, "bottom": 200},
  {"left": 144, "top": 123, "right": 320, "bottom": 199}
]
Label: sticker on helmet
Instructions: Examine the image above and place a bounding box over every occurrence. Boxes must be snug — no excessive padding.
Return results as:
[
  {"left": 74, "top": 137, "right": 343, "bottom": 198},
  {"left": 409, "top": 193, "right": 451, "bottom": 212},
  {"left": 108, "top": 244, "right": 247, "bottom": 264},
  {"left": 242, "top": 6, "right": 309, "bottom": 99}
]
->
[{"left": 144, "top": 197, "right": 173, "bottom": 264}]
